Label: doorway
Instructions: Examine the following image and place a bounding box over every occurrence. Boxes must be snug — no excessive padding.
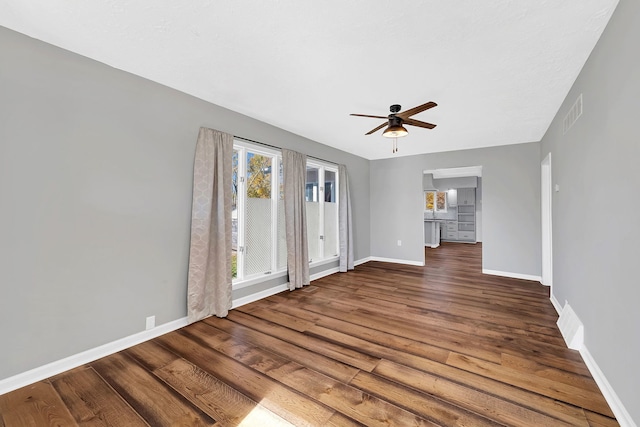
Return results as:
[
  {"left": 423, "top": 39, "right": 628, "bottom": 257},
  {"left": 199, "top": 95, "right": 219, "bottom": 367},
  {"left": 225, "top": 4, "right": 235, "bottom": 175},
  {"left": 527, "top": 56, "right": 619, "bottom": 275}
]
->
[{"left": 422, "top": 166, "right": 483, "bottom": 267}]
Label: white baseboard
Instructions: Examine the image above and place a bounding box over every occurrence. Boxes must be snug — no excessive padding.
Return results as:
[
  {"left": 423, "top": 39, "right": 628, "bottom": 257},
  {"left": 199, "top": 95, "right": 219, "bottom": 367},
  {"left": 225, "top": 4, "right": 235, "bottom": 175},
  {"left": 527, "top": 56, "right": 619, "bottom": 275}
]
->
[
  {"left": 482, "top": 269, "right": 542, "bottom": 282},
  {"left": 231, "top": 284, "right": 289, "bottom": 309},
  {"left": 550, "top": 293, "right": 562, "bottom": 315},
  {"left": 310, "top": 267, "right": 339, "bottom": 281},
  {"left": 0, "top": 317, "right": 188, "bottom": 396},
  {"left": 369, "top": 256, "right": 425, "bottom": 267},
  {"left": 556, "top": 302, "right": 636, "bottom": 427},
  {"left": 580, "top": 345, "right": 637, "bottom": 427}
]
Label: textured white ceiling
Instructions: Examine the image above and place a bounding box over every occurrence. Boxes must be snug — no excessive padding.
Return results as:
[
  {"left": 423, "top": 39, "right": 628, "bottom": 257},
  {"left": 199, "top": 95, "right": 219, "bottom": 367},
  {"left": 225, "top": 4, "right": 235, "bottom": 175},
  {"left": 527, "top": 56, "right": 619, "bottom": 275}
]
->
[{"left": 0, "top": 1, "right": 618, "bottom": 159}]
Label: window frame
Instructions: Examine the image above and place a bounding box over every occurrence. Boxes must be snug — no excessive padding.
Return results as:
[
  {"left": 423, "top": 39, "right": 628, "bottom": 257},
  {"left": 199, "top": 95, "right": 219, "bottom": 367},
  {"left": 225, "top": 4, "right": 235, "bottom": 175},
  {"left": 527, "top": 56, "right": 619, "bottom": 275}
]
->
[
  {"left": 305, "top": 159, "right": 340, "bottom": 266},
  {"left": 425, "top": 190, "right": 448, "bottom": 213},
  {"left": 232, "top": 140, "right": 286, "bottom": 289}
]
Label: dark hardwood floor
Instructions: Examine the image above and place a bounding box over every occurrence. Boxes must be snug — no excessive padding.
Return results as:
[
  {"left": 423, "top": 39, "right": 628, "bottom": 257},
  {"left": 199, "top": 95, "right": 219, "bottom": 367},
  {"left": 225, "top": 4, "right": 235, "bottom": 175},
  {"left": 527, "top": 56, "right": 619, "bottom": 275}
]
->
[{"left": 0, "top": 242, "right": 618, "bottom": 426}]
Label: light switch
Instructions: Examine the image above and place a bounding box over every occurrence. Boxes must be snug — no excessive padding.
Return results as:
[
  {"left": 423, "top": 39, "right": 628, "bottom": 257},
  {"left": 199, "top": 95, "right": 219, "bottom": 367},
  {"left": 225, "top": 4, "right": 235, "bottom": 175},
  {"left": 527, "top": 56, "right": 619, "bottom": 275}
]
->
[{"left": 554, "top": 184, "right": 560, "bottom": 192}]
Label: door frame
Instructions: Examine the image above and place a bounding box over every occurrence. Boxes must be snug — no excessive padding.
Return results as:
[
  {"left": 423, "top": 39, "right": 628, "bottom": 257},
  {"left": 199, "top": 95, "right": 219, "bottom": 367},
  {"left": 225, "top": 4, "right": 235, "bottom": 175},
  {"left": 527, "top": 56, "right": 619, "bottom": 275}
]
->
[{"left": 541, "top": 153, "right": 553, "bottom": 290}]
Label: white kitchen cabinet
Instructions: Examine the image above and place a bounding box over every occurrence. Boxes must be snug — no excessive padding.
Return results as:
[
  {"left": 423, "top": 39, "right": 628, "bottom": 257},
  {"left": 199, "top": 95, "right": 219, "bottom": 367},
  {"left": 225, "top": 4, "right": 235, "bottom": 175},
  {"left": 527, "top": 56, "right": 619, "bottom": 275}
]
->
[
  {"left": 447, "top": 189, "right": 457, "bottom": 207},
  {"left": 445, "top": 230, "right": 459, "bottom": 240},
  {"left": 457, "top": 209, "right": 475, "bottom": 241},
  {"left": 458, "top": 230, "right": 476, "bottom": 241},
  {"left": 442, "top": 220, "right": 458, "bottom": 241},
  {"left": 457, "top": 188, "right": 475, "bottom": 206}
]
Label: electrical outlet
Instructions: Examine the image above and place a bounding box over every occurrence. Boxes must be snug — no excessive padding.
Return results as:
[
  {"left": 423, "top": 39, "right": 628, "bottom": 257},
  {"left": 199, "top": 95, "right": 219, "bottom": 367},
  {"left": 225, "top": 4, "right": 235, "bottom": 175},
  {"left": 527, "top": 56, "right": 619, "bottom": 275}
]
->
[
  {"left": 145, "top": 315, "right": 156, "bottom": 330},
  {"left": 397, "top": 240, "right": 402, "bottom": 246}
]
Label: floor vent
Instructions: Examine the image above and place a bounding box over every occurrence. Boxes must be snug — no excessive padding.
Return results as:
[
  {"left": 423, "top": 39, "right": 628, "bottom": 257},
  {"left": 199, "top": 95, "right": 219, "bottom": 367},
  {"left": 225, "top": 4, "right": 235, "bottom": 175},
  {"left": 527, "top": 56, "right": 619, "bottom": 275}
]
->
[
  {"left": 563, "top": 94, "right": 583, "bottom": 134},
  {"left": 557, "top": 302, "right": 584, "bottom": 350}
]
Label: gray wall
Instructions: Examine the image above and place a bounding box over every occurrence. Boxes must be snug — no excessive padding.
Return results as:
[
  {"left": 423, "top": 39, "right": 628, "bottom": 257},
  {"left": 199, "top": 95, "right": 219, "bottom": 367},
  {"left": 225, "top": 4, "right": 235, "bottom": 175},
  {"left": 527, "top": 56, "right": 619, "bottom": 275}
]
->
[
  {"left": 0, "top": 27, "right": 370, "bottom": 380},
  {"left": 539, "top": 0, "right": 639, "bottom": 421},
  {"left": 371, "top": 143, "right": 540, "bottom": 274}
]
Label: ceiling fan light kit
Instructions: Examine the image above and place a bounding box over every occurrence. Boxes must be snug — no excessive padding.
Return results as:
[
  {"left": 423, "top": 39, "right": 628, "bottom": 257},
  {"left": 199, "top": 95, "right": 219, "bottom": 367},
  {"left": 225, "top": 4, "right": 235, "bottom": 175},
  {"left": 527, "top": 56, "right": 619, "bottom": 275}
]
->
[
  {"left": 382, "top": 125, "right": 408, "bottom": 138},
  {"left": 351, "top": 101, "right": 437, "bottom": 152}
]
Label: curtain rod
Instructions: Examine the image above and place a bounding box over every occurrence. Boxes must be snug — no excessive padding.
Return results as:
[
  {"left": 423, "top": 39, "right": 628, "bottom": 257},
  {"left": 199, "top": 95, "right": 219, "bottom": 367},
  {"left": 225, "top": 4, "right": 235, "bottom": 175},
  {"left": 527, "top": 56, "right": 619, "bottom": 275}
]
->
[{"left": 234, "top": 135, "right": 338, "bottom": 165}]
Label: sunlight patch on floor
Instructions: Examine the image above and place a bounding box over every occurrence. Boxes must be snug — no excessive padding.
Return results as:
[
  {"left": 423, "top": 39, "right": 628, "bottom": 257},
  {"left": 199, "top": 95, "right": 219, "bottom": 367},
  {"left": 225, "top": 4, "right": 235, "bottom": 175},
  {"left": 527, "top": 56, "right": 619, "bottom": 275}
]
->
[{"left": 237, "top": 403, "right": 296, "bottom": 426}]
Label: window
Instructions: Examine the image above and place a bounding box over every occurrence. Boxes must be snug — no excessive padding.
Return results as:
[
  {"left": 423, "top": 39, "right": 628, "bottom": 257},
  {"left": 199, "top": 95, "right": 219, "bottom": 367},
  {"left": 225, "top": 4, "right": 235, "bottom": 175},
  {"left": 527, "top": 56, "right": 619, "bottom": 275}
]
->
[
  {"left": 425, "top": 191, "right": 447, "bottom": 212},
  {"left": 306, "top": 161, "right": 339, "bottom": 264},
  {"left": 232, "top": 142, "right": 284, "bottom": 283},
  {"left": 232, "top": 141, "right": 339, "bottom": 285}
]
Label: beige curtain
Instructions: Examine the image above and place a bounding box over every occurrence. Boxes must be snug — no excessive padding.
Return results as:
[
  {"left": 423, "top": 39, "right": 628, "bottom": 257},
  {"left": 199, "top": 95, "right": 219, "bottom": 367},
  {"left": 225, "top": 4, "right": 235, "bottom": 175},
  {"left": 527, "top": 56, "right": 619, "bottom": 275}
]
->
[
  {"left": 282, "top": 149, "right": 310, "bottom": 290},
  {"left": 187, "top": 127, "right": 233, "bottom": 323},
  {"left": 338, "top": 164, "right": 354, "bottom": 272}
]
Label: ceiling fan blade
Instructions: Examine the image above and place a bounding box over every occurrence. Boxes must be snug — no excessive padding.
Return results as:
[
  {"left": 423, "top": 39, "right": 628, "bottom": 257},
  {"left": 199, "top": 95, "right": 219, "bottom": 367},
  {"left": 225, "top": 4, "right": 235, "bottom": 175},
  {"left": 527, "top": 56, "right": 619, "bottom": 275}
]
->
[
  {"left": 365, "top": 122, "right": 388, "bottom": 135},
  {"left": 350, "top": 113, "right": 388, "bottom": 119},
  {"left": 403, "top": 118, "right": 437, "bottom": 129},
  {"left": 397, "top": 101, "right": 437, "bottom": 119}
]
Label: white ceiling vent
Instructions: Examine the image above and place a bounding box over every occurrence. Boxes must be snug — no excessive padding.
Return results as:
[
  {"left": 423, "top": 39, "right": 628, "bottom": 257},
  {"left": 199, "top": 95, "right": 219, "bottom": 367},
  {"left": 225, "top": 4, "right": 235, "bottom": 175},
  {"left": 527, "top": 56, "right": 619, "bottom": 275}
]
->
[{"left": 563, "top": 94, "right": 583, "bottom": 134}]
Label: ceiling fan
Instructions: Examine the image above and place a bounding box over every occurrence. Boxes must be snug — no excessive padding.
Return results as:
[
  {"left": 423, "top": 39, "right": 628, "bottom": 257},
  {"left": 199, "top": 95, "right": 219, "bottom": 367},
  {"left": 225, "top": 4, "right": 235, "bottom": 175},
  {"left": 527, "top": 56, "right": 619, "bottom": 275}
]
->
[{"left": 350, "top": 101, "right": 437, "bottom": 152}]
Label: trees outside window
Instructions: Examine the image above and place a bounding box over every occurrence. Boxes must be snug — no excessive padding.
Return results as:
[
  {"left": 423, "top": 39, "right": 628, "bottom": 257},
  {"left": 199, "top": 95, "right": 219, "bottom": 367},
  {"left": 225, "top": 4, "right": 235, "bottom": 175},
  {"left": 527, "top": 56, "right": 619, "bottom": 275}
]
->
[{"left": 425, "top": 191, "right": 447, "bottom": 212}]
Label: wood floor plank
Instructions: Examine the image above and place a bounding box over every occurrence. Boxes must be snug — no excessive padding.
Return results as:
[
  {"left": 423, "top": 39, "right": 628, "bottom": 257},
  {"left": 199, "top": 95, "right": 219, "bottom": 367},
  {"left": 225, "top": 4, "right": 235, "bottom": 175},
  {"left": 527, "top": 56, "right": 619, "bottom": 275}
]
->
[
  {"left": 584, "top": 410, "right": 620, "bottom": 427},
  {"left": 323, "top": 412, "right": 369, "bottom": 427},
  {"left": 202, "top": 317, "right": 361, "bottom": 383},
  {"left": 446, "top": 352, "right": 614, "bottom": 417},
  {"left": 227, "top": 310, "right": 382, "bottom": 371},
  {"left": 372, "top": 358, "right": 591, "bottom": 426},
  {"left": 370, "top": 359, "right": 587, "bottom": 427},
  {"left": 191, "top": 323, "right": 438, "bottom": 427},
  {"left": 50, "top": 366, "right": 148, "bottom": 427},
  {"left": 500, "top": 353, "right": 600, "bottom": 392},
  {"left": 123, "top": 340, "right": 180, "bottom": 372},
  {"left": 349, "top": 371, "right": 504, "bottom": 427},
  {"left": 156, "top": 329, "right": 335, "bottom": 427},
  {"left": 91, "top": 352, "right": 216, "bottom": 426},
  {"left": 156, "top": 358, "right": 294, "bottom": 426},
  {"left": 0, "top": 381, "right": 79, "bottom": 427}
]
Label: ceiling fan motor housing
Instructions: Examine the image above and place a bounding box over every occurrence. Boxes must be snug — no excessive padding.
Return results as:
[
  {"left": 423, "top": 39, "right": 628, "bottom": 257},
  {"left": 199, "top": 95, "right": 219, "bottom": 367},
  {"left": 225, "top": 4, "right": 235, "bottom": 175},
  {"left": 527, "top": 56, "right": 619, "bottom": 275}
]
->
[{"left": 388, "top": 116, "right": 404, "bottom": 127}]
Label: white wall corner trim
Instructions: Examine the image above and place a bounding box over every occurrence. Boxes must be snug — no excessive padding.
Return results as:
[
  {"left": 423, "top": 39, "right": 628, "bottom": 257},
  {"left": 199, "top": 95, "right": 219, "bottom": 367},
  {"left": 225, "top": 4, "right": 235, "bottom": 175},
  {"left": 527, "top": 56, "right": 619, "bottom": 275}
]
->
[
  {"left": 231, "top": 284, "right": 289, "bottom": 309},
  {"left": 580, "top": 345, "right": 638, "bottom": 427},
  {"left": 369, "top": 256, "right": 425, "bottom": 267},
  {"left": 482, "top": 269, "right": 542, "bottom": 282},
  {"left": 0, "top": 317, "right": 189, "bottom": 396},
  {"left": 550, "top": 293, "right": 562, "bottom": 315},
  {"left": 557, "top": 302, "right": 584, "bottom": 350}
]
